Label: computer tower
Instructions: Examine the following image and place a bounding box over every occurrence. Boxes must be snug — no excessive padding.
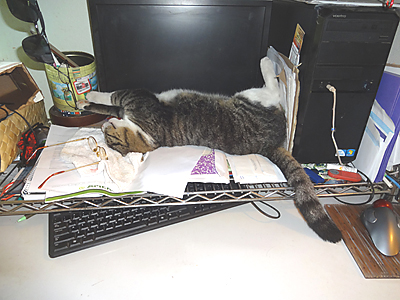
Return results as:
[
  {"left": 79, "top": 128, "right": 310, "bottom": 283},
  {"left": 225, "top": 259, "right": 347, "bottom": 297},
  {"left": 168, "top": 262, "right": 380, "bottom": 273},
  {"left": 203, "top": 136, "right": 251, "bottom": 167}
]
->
[{"left": 269, "top": 0, "right": 399, "bottom": 163}]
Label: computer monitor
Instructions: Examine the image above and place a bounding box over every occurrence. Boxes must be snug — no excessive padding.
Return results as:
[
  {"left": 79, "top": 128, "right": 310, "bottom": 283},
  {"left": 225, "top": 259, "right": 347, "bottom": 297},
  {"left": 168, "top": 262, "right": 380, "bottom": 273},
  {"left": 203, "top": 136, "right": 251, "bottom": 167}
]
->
[{"left": 87, "top": 0, "right": 272, "bottom": 95}]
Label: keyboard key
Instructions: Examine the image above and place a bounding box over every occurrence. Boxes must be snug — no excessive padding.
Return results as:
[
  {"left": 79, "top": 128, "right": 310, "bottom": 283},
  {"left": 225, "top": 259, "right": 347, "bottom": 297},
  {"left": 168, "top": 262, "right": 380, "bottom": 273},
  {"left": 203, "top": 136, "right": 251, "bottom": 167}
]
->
[{"left": 49, "top": 202, "right": 245, "bottom": 258}]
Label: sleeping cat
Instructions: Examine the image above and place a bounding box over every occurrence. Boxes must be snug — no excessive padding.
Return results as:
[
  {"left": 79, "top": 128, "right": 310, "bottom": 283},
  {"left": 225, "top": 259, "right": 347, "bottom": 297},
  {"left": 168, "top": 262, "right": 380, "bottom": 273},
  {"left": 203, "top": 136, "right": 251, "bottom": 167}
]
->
[{"left": 77, "top": 88, "right": 343, "bottom": 243}]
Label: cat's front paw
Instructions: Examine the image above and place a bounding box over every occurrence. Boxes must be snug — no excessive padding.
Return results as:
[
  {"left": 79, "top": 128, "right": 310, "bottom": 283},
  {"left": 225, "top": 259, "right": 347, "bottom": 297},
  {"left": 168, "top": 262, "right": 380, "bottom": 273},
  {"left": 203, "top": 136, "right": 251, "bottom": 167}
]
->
[
  {"left": 86, "top": 91, "right": 113, "bottom": 105},
  {"left": 77, "top": 99, "right": 90, "bottom": 110},
  {"left": 85, "top": 91, "right": 101, "bottom": 103}
]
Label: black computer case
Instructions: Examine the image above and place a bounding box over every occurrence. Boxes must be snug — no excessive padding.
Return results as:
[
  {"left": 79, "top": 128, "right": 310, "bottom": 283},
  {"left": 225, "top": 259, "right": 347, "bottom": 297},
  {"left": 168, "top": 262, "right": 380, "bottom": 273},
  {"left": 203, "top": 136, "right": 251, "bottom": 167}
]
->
[{"left": 269, "top": 0, "right": 399, "bottom": 163}]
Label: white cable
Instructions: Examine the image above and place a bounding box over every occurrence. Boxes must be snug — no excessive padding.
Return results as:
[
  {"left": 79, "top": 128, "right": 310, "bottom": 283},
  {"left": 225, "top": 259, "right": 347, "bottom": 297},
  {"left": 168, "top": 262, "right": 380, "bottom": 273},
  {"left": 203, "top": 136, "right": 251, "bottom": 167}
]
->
[{"left": 326, "top": 84, "right": 343, "bottom": 165}]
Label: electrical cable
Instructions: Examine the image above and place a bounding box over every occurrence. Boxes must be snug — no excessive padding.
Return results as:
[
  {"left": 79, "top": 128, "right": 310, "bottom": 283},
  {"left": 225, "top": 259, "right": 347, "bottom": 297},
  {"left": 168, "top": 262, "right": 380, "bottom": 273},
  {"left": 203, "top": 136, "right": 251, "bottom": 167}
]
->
[
  {"left": 251, "top": 201, "right": 281, "bottom": 219},
  {"left": 383, "top": 0, "right": 394, "bottom": 8},
  {"left": 0, "top": 163, "right": 20, "bottom": 186},
  {"left": 7, "top": 108, "right": 48, "bottom": 166},
  {"left": 0, "top": 162, "right": 24, "bottom": 201},
  {"left": 385, "top": 173, "right": 400, "bottom": 190},
  {"left": 53, "top": 63, "right": 79, "bottom": 110},
  {"left": 66, "top": 65, "right": 78, "bottom": 110},
  {"left": 326, "top": 84, "right": 344, "bottom": 166},
  {"left": 0, "top": 104, "right": 9, "bottom": 122},
  {"left": 1, "top": 179, "right": 24, "bottom": 198},
  {"left": 9, "top": 109, "right": 34, "bottom": 135},
  {"left": 324, "top": 84, "right": 394, "bottom": 205},
  {"left": 332, "top": 167, "right": 376, "bottom": 205}
]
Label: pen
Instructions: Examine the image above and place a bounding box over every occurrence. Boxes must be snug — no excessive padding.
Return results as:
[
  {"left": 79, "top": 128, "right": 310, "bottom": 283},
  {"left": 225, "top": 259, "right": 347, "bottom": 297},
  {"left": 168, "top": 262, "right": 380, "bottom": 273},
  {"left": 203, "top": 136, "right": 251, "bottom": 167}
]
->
[{"left": 18, "top": 214, "right": 35, "bottom": 222}]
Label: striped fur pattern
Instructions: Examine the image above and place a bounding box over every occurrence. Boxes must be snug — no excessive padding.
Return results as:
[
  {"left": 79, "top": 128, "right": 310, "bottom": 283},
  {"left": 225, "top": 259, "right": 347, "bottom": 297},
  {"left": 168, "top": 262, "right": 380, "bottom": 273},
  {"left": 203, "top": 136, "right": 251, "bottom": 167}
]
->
[{"left": 79, "top": 89, "right": 342, "bottom": 243}]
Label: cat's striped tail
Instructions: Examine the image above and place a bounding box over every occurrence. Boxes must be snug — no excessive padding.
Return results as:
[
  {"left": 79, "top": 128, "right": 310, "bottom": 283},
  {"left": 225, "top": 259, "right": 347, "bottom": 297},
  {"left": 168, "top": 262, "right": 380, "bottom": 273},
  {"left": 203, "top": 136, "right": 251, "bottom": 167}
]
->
[{"left": 268, "top": 147, "right": 343, "bottom": 243}]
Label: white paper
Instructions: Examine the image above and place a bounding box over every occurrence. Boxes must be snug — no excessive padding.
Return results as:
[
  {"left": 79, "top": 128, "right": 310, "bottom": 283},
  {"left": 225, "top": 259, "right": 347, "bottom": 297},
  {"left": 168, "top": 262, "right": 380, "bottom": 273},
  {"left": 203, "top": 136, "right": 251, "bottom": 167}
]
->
[
  {"left": 266, "top": 47, "right": 299, "bottom": 152},
  {"left": 353, "top": 101, "right": 395, "bottom": 182},
  {"left": 388, "top": 133, "right": 400, "bottom": 170},
  {"left": 227, "top": 154, "right": 286, "bottom": 184},
  {"left": 126, "top": 145, "right": 207, "bottom": 197}
]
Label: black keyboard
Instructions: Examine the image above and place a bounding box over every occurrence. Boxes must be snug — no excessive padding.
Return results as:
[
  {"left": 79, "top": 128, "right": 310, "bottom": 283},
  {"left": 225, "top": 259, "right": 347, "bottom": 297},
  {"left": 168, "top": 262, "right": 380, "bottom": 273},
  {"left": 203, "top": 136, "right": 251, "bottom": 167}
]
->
[{"left": 49, "top": 202, "right": 245, "bottom": 258}]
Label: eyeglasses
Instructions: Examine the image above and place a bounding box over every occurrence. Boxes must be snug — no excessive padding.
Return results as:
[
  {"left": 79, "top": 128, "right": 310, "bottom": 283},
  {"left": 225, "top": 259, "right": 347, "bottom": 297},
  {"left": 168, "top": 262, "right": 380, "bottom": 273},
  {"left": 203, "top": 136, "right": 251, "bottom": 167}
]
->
[
  {"left": 26, "top": 136, "right": 91, "bottom": 164},
  {"left": 33, "top": 136, "right": 108, "bottom": 189},
  {"left": 7, "top": 0, "right": 54, "bottom": 64}
]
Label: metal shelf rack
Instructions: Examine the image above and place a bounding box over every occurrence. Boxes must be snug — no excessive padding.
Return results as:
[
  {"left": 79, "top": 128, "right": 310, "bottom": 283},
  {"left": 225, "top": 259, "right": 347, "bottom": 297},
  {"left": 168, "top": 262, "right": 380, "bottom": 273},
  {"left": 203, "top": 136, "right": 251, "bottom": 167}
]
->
[{"left": 0, "top": 179, "right": 390, "bottom": 216}]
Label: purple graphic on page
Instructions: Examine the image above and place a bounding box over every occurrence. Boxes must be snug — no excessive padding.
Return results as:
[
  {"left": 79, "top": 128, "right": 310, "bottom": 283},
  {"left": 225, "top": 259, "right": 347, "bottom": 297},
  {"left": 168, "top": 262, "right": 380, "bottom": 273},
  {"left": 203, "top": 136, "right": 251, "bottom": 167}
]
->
[{"left": 191, "top": 149, "right": 218, "bottom": 175}]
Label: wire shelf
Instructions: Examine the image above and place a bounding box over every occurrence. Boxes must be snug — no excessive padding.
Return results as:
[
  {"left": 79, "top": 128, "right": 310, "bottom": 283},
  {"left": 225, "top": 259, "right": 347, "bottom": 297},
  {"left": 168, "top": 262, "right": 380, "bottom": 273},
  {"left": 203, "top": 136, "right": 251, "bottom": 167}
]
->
[{"left": 0, "top": 180, "right": 389, "bottom": 216}]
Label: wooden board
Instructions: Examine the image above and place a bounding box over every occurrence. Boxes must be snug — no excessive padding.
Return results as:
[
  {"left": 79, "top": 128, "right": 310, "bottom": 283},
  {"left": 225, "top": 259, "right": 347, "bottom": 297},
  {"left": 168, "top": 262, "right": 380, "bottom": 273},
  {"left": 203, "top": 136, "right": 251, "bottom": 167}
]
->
[{"left": 325, "top": 204, "right": 400, "bottom": 279}]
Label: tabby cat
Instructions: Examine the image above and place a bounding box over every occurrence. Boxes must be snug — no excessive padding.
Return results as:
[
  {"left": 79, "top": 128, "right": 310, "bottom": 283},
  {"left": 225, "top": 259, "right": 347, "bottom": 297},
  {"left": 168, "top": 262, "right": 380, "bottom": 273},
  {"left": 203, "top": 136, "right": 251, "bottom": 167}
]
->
[{"left": 78, "top": 88, "right": 343, "bottom": 243}]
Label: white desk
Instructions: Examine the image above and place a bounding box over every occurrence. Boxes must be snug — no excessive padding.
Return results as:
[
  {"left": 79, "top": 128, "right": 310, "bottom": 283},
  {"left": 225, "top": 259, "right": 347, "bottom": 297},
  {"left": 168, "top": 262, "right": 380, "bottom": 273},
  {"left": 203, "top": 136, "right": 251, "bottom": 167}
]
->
[{"left": 1, "top": 198, "right": 399, "bottom": 300}]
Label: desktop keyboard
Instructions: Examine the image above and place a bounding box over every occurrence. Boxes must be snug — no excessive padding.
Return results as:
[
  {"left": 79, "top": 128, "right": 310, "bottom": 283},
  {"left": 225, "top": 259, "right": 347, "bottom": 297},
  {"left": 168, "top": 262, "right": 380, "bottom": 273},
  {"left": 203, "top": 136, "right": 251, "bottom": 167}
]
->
[{"left": 49, "top": 202, "right": 245, "bottom": 258}]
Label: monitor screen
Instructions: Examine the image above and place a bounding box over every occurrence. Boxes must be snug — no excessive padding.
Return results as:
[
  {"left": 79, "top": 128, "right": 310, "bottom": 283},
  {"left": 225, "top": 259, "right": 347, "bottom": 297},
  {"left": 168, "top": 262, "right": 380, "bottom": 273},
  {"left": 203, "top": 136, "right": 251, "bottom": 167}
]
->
[{"left": 87, "top": 0, "right": 272, "bottom": 95}]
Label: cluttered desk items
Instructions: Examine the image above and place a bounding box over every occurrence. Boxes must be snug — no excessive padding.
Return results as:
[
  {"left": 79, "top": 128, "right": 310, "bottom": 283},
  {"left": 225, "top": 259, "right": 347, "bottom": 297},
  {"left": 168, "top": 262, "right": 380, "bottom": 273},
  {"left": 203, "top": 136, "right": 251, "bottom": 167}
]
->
[
  {"left": 24, "top": 124, "right": 287, "bottom": 202},
  {"left": 0, "top": 62, "right": 47, "bottom": 173},
  {"left": 25, "top": 125, "right": 205, "bottom": 200},
  {"left": 23, "top": 123, "right": 286, "bottom": 258},
  {"left": 6, "top": 0, "right": 105, "bottom": 126}
]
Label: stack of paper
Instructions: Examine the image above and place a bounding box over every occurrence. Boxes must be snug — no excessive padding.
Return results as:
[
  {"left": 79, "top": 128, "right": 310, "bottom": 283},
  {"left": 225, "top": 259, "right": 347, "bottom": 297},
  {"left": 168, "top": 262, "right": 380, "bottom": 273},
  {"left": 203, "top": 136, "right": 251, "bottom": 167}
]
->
[{"left": 227, "top": 154, "right": 286, "bottom": 184}]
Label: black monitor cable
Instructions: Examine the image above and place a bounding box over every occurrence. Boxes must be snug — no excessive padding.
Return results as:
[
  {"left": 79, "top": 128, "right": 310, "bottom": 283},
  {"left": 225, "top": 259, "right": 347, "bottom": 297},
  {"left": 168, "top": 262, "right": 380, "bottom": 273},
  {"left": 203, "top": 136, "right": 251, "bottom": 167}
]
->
[
  {"left": 251, "top": 201, "right": 281, "bottom": 219},
  {"left": 331, "top": 167, "right": 375, "bottom": 206},
  {"left": 0, "top": 104, "right": 9, "bottom": 123}
]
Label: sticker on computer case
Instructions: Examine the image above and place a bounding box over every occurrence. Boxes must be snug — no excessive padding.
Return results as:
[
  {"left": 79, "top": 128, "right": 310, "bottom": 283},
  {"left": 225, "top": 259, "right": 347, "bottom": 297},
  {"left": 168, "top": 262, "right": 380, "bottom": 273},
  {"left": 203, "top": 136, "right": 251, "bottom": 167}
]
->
[
  {"left": 289, "top": 24, "right": 305, "bottom": 66},
  {"left": 336, "top": 150, "right": 346, "bottom": 157},
  {"left": 345, "top": 149, "right": 356, "bottom": 157},
  {"left": 336, "top": 149, "right": 356, "bottom": 157}
]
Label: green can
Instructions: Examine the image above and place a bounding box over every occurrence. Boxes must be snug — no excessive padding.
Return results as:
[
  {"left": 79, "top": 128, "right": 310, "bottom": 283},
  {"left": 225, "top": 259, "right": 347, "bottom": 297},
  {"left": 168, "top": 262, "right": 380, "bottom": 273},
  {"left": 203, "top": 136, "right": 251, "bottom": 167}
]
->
[{"left": 44, "top": 52, "right": 97, "bottom": 115}]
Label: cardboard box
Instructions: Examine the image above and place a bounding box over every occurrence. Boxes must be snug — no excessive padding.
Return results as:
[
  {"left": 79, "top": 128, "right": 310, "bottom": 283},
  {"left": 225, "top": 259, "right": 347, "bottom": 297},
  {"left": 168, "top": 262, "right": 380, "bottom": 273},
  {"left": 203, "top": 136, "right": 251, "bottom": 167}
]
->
[{"left": 0, "top": 62, "right": 47, "bottom": 172}]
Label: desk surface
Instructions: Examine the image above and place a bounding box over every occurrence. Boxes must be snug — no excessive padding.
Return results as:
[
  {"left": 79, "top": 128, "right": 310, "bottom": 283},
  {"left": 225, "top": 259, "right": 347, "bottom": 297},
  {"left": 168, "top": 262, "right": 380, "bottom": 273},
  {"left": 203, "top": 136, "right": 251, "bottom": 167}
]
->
[{"left": 1, "top": 198, "right": 399, "bottom": 300}]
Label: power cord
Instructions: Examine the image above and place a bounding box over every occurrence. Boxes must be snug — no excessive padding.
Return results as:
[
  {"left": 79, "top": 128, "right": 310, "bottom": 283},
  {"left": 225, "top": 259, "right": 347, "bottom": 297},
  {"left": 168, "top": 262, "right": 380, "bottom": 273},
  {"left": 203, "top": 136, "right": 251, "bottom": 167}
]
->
[
  {"left": 326, "top": 84, "right": 343, "bottom": 166},
  {"left": 251, "top": 201, "right": 281, "bottom": 219},
  {"left": 332, "top": 166, "right": 376, "bottom": 205}
]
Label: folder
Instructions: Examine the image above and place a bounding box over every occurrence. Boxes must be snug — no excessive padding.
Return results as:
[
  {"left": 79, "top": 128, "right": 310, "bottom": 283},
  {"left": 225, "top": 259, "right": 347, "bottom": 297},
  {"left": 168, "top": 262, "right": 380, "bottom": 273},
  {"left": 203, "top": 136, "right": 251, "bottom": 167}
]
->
[
  {"left": 375, "top": 67, "right": 400, "bottom": 181},
  {"left": 354, "top": 66, "right": 400, "bottom": 182}
]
